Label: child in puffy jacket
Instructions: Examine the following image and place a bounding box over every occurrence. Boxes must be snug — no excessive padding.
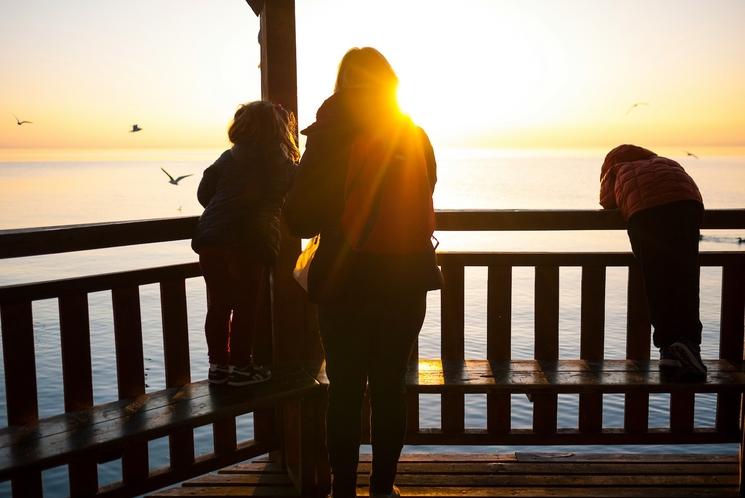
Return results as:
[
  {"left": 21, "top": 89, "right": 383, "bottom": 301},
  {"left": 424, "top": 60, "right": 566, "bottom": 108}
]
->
[
  {"left": 600, "top": 144, "right": 705, "bottom": 380},
  {"left": 192, "top": 101, "right": 298, "bottom": 386}
]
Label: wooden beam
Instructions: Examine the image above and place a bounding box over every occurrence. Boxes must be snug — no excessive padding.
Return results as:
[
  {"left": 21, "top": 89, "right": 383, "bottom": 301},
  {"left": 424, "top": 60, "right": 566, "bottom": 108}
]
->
[
  {"left": 246, "top": 0, "right": 264, "bottom": 16},
  {"left": 2, "top": 210, "right": 743, "bottom": 259},
  {"left": 259, "top": 0, "right": 297, "bottom": 115}
]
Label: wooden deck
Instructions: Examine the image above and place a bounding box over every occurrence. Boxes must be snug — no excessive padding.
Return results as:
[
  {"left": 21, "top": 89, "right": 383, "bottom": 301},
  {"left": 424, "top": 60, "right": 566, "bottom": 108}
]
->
[{"left": 148, "top": 452, "right": 741, "bottom": 497}]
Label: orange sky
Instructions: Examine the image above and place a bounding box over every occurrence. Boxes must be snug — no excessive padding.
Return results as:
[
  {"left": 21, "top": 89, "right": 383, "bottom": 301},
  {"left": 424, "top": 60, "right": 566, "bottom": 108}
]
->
[{"left": 1, "top": 0, "right": 744, "bottom": 154}]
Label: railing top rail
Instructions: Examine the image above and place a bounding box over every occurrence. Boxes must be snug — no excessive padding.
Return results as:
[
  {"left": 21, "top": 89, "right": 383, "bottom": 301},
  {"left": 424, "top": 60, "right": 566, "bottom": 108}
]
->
[
  {"left": 435, "top": 209, "right": 745, "bottom": 231},
  {"left": 1, "top": 209, "right": 743, "bottom": 259}
]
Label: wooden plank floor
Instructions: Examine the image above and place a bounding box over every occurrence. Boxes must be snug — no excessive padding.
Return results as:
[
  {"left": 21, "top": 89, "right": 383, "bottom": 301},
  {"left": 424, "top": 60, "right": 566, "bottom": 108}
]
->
[{"left": 147, "top": 452, "right": 741, "bottom": 497}]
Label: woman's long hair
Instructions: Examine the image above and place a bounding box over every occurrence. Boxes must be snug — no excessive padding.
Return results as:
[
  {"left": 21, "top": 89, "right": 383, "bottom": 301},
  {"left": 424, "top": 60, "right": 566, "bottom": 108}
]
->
[
  {"left": 334, "top": 47, "right": 399, "bottom": 96},
  {"left": 228, "top": 101, "right": 300, "bottom": 163}
]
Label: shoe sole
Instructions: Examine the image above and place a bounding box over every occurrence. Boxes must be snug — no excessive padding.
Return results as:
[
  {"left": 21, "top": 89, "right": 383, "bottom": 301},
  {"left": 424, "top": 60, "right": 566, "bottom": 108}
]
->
[
  {"left": 227, "top": 375, "right": 271, "bottom": 387},
  {"left": 659, "top": 358, "right": 681, "bottom": 369},
  {"left": 669, "top": 343, "right": 707, "bottom": 380}
]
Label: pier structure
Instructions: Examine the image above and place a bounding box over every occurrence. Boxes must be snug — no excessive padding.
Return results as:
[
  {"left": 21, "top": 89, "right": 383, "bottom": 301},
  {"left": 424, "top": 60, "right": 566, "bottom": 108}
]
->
[{"left": 1, "top": 1, "right": 745, "bottom": 496}]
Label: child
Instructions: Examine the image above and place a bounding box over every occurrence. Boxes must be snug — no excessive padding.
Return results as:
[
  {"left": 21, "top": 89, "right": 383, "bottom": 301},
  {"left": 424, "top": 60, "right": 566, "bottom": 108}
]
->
[
  {"left": 192, "top": 101, "right": 298, "bottom": 385},
  {"left": 600, "top": 144, "right": 705, "bottom": 380}
]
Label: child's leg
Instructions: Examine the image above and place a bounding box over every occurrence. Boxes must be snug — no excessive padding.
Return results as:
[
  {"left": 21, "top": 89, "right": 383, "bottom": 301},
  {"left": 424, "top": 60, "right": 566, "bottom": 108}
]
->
[
  {"left": 199, "top": 249, "right": 233, "bottom": 366},
  {"left": 628, "top": 213, "right": 674, "bottom": 348},
  {"left": 666, "top": 203, "right": 703, "bottom": 346},
  {"left": 628, "top": 201, "right": 703, "bottom": 349},
  {"left": 226, "top": 254, "right": 267, "bottom": 367}
]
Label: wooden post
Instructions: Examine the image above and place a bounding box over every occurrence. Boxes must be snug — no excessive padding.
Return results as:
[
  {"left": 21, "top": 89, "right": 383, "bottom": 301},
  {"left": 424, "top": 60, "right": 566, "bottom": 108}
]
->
[
  {"left": 718, "top": 259, "right": 745, "bottom": 495},
  {"left": 0, "top": 301, "right": 43, "bottom": 497},
  {"left": 625, "top": 264, "right": 650, "bottom": 435},
  {"left": 486, "top": 265, "right": 511, "bottom": 435},
  {"left": 579, "top": 266, "right": 605, "bottom": 435},
  {"left": 59, "top": 292, "right": 99, "bottom": 495},
  {"left": 257, "top": 0, "right": 325, "bottom": 494},
  {"left": 112, "top": 286, "right": 150, "bottom": 484},
  {"left": 533, "top": 265, "right": 559, "bottom": 436},
  {"left": 160, "top": 279, "right": 195, "bottom": 472},
  {"left": 441, "top": 263, "right": 465, "bottom": 434}
]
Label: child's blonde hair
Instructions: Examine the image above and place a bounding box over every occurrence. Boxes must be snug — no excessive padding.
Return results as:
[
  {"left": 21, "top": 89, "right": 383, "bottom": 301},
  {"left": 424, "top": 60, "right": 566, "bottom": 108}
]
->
[{"left": 228, "top": 101, "right": 300, "bottom": 163}]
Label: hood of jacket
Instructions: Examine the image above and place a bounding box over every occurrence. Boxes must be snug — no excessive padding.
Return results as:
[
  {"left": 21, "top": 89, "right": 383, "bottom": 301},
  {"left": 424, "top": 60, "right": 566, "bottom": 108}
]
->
[{"left": 302, "top": 88, "right": 402, "bottom": 137}]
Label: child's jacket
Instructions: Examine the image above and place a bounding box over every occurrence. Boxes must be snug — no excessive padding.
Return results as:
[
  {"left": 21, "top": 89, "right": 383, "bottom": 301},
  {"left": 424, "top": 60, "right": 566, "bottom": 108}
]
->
[
  {"left": 600, "top": 156, "right": 703, "bottom": 221},
  {"left": 191, "top": 145, "right": 295, "bottom": 264}
]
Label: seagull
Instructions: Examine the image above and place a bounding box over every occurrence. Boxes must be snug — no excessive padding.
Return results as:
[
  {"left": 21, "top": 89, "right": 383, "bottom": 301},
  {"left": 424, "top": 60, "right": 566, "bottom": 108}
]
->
[
  {"left": 625, "top": 102, "right": 649, "bottom": 115},
  {"left": 13, "top": 114, "right": 32, "bottom": 125},
  {"left": 130, "top": 124, "right": 142, "bottom": 133},
  {"left": 684, "top": 151, "right": 699, "bottom": 159},
  {"left": 161, "top": 167, "right": 193, "bottom": 185}
]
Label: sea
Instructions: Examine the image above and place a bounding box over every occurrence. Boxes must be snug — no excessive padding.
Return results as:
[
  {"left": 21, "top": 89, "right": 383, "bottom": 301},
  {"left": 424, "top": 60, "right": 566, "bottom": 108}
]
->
[{"left": 0, "top": 147, "right": 744, "bottom": 496}]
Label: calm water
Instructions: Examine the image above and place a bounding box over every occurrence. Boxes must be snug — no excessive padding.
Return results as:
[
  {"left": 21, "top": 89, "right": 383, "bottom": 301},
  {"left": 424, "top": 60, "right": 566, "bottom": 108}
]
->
[{"left": 0, "top": 148, "right": 744, "bottom": 496}]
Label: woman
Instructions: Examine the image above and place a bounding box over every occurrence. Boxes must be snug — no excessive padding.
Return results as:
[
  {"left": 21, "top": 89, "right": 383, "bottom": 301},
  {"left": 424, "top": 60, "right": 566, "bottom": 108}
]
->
[{"left": 284, "top": 47, "right": 441, "bottom": 498}]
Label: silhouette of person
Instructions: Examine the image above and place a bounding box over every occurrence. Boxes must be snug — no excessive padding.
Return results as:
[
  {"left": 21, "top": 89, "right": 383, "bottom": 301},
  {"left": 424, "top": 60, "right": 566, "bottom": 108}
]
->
[
  {"left": 192, "top": 101, "right": 299, "bottom": 386},
  {"left": 600, "top": 144, "right": 706, "bottom": 380},
  {"left": 284, "top": 47, "right": 442, "bottom": 497}
]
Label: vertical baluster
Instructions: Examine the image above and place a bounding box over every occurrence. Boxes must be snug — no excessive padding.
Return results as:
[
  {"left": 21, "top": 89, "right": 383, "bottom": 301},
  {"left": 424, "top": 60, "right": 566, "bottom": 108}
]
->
[
  {"left": 533, "top": 265, "right": 559, "bottom": 435},
  {"left": 717, "top": 261, "right": 745, "bottom": 435},
  {"left": 625, "top": 264, "right": 650, "bottom": 434},
  {"left": 0, "top": 301, "right": 43, "bottom": 497},
  {"left": 159, "top": 279, "right": 195, "bottom": 471},
  {"left": 670, "top": 392, "right": 695, "bottom": 434},
  {"left": 59, "top": 292, "right": 98, "bottom": 495},
  {"left": 720, "top": 260, "right": 745, "bottom": 498},
  {"left": 406, "top": 336, "right": 419, "bottom": 435},
  {"left": 213, "top": 417, "right": 237, "bottom": 456},
  {"left": 440, "top": 262, "right": 464, "bottom": 434},
  {"left": 361, "top": 395, "right": 371, "bottom": 444},
  {"left": 487, "top": 265, "right": 511, "bottom": 435},
  {"left": 671, "top": 259, "right": 704, "bottom": 436},
  {"left": 579, "top": 266, "right": 605, "bottom": 434},
  {"left": 253, "top": 274, "right": 276, "bottom": 449},
  {"left": 112, "top": 286, "right": 149, "bottom": 483}
]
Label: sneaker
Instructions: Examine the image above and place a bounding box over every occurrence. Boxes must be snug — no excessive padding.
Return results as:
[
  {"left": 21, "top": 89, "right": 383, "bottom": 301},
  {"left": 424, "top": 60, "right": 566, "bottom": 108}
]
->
[
  {"left": 371, "top": 485, "right": 401, "bottom": 498},
  {"left": 227, "top": 364, "right": 271, "bottom": 386},
  {"left": 659, "top": 346, "right": 681, "bottom": 370},
  {"left": 208, "top": 364, "right": 231, "bottom": 384},
  {"left": 668, "top": 341, "right": 707, "bottom": 381}
]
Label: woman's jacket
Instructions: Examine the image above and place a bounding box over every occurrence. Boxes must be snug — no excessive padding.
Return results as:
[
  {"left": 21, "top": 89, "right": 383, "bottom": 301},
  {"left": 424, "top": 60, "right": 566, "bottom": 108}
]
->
[{"left": 284, "top": 89, "right": 442, "bottom": 303}]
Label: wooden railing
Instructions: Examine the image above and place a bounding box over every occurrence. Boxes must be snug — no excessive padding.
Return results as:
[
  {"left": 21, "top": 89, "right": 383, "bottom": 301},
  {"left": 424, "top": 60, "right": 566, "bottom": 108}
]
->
[
  {"left": 0, "top": 217, "right": 314, "bottom": 497},
  {"left": 0, "top": 210, "right": 744, "bottom": 497},
  {"left": 403, "top": 250, "right": 745, "bottom": 445}
]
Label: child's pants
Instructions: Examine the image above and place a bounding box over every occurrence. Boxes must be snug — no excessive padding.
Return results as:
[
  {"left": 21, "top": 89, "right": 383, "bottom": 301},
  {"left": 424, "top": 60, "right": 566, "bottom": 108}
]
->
[
  {"left": 627, "top": 200, "right": 703, "bottom": 349},
  {"left": 199, "top": 247, "right": 266, "bottom": 366}
]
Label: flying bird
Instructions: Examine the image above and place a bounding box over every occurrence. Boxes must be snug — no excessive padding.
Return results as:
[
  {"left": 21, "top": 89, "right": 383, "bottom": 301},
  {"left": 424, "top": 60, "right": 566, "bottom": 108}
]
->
[
  {"left": 13, "top": 114, "right": 32, "bottom": 125},
  {"left": 161, "top": 167, "right": 193, "bottom": 185},
  {"left": 684, "top": 151, "right": 699, "bottom": 159},
  {"left": 130, "top": 124, "right": 142, "bottom": 133},
  {"left": 625, "top": 102, "right": 649, "bottom": 115}
]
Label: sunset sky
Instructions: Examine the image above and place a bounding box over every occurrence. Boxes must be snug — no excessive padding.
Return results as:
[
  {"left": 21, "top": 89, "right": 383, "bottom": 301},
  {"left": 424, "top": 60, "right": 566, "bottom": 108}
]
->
[{"left": 1, "top": 0, "right": 744, "bottom": 155}]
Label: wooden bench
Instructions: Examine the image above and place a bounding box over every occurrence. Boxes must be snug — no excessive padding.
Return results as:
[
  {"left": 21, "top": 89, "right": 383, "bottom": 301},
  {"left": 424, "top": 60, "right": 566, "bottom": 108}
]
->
[
  {"left": 309, "top": 357, "right": 745, "bottom": 495},
  {"left": 0, "top": 368, "right": 320, "bottom": 495}
]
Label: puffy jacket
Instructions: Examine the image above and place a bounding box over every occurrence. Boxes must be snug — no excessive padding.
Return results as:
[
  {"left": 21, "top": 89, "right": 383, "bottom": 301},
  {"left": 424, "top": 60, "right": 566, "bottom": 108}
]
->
[
  {"left": 191, "top": 145, "right": 295, "bottom": 263},
  {"left": 283, "top": 89, "right": 441, "bottom": 303},
  {"left": 599, "top": 155, "right": 703, "bottom": 221}
]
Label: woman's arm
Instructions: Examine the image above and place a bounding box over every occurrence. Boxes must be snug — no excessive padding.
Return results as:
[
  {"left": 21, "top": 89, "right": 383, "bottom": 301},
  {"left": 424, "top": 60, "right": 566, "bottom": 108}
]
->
[
  {"left": 284, "top": 133, "right": 345, "bottom": 238},
  {"left": 418, "top": 127, "right": 437, "bottom": 193}
]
